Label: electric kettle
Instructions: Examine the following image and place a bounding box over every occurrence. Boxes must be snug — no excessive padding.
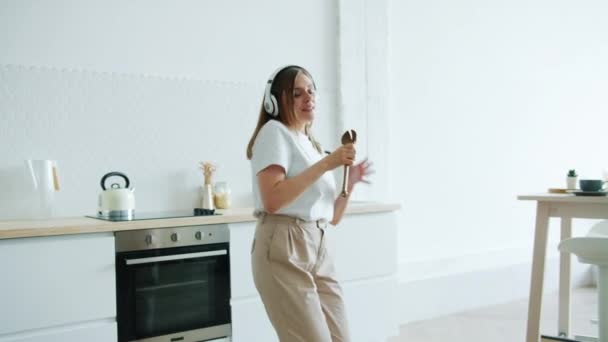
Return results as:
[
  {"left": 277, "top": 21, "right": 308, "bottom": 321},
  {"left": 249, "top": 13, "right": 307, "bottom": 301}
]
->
[{"left": 97, "top": 171, "right": 135, "bottom": 219}]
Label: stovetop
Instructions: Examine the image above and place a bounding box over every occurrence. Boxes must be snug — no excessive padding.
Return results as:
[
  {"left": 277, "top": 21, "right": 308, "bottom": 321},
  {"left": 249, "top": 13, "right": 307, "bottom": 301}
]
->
[{"left": 87, "top": 210, "right": 221, "bottom": 222}]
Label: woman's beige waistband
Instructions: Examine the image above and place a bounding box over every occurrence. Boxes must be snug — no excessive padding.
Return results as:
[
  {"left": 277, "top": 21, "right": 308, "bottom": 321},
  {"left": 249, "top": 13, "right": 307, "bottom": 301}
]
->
[{"left": 256, "top": 212, "right": 328, "bottom": 229}]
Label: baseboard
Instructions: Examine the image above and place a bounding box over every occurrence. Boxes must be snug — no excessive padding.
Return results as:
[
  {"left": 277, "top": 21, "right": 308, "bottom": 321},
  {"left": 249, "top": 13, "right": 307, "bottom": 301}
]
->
[{"left": 396, "top": 248, "right": 592, "bottom": 325}]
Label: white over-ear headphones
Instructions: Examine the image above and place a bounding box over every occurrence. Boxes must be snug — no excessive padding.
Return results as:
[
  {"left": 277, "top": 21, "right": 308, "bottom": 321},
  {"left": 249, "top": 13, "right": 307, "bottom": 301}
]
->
[{"left": 263, "top": 65, "right": 297, "bottom": 117}]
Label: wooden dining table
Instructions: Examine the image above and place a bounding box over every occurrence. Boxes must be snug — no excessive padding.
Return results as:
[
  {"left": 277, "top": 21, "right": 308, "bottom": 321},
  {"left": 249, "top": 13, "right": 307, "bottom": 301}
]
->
[{"left": 518, "top": 193, "right": 608, "bottom": 342}]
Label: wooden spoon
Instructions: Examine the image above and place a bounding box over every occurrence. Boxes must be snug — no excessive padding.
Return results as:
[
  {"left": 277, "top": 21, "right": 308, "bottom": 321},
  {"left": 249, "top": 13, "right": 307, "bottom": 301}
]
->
[{"left": 340, "top": 129, "right": 357, "bottom": 197}]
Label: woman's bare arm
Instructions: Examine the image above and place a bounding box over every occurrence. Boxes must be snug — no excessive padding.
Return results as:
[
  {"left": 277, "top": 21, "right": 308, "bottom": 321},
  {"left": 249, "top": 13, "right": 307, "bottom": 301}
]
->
[
  {"left": 330, "top": 193, "right": 350, "bottom": 225},
  {"left": 330, "top": 159, "right": 373, "bottom": 225},
  {"left": 258, "top": 144, "right": 355, "bottom": 214}
]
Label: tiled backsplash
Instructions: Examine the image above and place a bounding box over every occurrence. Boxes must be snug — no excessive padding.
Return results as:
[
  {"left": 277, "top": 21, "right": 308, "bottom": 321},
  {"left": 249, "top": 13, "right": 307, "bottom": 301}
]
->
[{"left": 0, "top": 64, "right": 338, "bottom": 219}]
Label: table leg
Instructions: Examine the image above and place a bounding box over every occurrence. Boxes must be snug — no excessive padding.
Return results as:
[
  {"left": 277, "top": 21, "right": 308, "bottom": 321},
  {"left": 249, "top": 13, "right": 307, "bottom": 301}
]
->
[
  {"left": 558, "top": 216, "right": 572, "bottom": 337},
  {"left": 527, "top": 202, "right": 550, "bottom": 342}
]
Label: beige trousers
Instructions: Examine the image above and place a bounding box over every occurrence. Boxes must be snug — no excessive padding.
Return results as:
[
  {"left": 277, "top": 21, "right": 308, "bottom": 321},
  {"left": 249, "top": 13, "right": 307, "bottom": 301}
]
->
[{"left": 251, "top": 213, "right": 351, "bottom": 342}]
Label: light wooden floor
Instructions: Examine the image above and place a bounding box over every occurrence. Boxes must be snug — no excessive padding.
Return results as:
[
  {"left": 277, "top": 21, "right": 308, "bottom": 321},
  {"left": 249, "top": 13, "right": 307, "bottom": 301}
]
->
[{"left": 388, "top": 287, "right": 598, "bottom": 342}]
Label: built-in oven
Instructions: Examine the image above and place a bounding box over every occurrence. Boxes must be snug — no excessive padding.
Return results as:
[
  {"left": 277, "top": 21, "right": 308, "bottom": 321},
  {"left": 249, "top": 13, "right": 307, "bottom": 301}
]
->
[{"left": 115, "top": 224, "right": 230, "bottom": 342}]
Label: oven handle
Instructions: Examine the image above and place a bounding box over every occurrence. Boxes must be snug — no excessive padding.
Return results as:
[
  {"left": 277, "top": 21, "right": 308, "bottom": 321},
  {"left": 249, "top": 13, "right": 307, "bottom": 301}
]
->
[{"left": 125, "top": 250, "right": 227, "bottom": 265}]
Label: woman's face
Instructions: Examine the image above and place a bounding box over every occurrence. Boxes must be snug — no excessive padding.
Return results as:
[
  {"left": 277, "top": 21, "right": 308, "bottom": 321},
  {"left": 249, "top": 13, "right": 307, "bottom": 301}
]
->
[{"left": 292, "top": 72, "right": 316, "bottom": 126}]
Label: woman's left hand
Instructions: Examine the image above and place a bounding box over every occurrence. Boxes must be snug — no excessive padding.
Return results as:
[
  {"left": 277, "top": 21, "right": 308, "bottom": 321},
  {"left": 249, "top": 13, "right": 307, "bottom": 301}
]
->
[{"left": 347, "top": 158, "right": 374, "bottom": 192}]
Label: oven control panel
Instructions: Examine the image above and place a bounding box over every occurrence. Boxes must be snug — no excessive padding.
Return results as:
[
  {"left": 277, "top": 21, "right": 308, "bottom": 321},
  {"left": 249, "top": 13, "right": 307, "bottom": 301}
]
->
[{"left": 115, "top": 224, "right": 229, "bottom": 252}]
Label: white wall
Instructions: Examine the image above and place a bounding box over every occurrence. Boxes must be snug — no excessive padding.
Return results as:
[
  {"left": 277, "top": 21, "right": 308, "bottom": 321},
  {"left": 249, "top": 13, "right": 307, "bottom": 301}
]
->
[
  {"left": 390, "top": 0, "right": 608, "bottom": 268},
  {"left": 0, "top": 0, "right": 339, "bottom": 219}
]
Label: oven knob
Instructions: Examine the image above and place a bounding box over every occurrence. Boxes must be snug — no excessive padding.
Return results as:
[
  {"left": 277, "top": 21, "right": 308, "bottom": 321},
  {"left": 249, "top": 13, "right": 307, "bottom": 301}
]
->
[
  {"left": 195, "top": 231, "right": 203, "bottom": 240},
  {"left": 145, "top": 234, "right": 154, "bottom": 245},
  {"left": 171, "top": 233, "right": 179, "bottom": 242}
]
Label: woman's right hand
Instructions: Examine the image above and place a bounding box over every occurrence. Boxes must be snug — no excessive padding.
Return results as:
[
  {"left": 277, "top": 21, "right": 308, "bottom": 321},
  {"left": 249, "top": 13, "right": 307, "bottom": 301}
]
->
[{"left": 324, "top": 143, "right": 356, "bottom": 170}]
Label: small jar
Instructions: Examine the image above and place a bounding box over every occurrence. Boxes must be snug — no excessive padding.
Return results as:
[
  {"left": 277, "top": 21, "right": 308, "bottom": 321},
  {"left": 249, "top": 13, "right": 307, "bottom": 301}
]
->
[
  {"left": 213, "top": 181, "right": 231, "bottom": 209},
  {"left": 566, "top": 176, "right": 578, "bottom": 190}
]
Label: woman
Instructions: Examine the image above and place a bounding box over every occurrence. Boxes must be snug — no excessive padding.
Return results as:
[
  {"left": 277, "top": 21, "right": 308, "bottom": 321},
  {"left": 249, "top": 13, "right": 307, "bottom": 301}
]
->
[{"left": 246, "top": 65, "right": 372, "bottom": 342}]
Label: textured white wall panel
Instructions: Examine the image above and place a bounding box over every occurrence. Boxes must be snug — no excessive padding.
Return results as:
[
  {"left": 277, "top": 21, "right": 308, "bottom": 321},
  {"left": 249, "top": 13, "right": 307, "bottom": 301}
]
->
[{"left": 0, "top": 65, "right": 338, "bottom": 218}]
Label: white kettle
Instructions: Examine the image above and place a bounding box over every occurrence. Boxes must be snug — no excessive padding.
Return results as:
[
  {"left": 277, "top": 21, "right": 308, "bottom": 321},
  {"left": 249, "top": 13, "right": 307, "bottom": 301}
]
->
[{"left": 97, "top": 171, "right": 135, "bottom": 219}]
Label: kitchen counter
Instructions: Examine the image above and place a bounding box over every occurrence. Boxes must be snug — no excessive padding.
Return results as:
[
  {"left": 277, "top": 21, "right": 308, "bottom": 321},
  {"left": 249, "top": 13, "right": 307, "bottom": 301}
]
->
[
  {"left": 0, "top": 202, "right": 400, "bottom": 240},
  {"left": 0, "top": 201, "right": 401, "bottom": 342}
]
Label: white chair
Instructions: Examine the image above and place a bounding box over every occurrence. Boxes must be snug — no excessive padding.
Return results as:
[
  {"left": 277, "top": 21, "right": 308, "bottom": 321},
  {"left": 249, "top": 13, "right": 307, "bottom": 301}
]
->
[{"left": 558, "top": 220, "right": 608, "bottom": 342}]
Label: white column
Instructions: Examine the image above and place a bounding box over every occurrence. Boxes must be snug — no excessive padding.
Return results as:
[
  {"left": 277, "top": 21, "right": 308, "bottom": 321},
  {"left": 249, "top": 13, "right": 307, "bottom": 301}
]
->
[{"left": 337, "top": 0, "right": 390, "bottom": 202}]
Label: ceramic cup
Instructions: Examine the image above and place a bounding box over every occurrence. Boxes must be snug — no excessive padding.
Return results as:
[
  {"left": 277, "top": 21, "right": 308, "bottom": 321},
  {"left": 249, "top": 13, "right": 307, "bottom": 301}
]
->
[{"left": 579, "top": 179, "right": 606, "bottom": 192}]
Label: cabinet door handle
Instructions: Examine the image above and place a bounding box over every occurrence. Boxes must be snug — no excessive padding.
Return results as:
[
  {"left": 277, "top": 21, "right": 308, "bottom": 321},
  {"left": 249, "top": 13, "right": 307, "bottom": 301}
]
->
[{"left": 125, "top": 250, "right": 227, "bottom": 265}]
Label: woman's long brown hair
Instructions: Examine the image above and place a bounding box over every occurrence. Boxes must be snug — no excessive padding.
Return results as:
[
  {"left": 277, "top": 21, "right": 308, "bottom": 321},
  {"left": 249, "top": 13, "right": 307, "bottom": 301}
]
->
[{"left": 246, "top": 66, "right": 323, "bottom": 160}]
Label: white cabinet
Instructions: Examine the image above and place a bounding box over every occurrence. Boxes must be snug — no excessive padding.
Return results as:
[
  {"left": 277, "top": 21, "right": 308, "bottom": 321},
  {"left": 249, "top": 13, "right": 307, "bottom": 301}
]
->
[
  {"left": 0, "top": 321, "right": 117, "bottom": 342},
  {"left": 228, "top": 212, "right": 398, "bottom": 297},
  {"left": 229, "top": 222, "right": 278, "bottom": 341},
  {"left": 0, "top": 233, "right": 116, "bottom": 339},
  {"left": 228, "top": 222, "right": 257, "bottom": 299},
  {"left": 230, "top": 298, "right": 278, "bottom": 342},
  {"left": 330, "top": 212, "right": 398, "bottom": 281}
]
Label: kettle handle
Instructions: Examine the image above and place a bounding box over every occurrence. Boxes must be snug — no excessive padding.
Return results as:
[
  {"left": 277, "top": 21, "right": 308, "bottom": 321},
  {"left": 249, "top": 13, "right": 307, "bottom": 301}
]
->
[{"left": 101, "top": 172, "right": 130, "bottom": 190}]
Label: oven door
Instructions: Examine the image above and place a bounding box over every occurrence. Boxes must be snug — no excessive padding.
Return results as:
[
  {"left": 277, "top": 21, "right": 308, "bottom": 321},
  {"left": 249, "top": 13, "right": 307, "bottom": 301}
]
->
[{"left": 116, "top": 243, "right": 231, "bottom": 342}]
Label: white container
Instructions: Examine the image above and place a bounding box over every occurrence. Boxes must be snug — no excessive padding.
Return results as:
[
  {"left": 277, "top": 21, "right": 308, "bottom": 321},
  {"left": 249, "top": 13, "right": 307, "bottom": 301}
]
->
[
  {"left": 566, "top": 176, "right": 578, "bottom": 190},
  {"left": 201, "top": 184, "right": 215, "bottom": 210},
  {"left": 25, "top": 159, "right": 59, "bottom": 218}
]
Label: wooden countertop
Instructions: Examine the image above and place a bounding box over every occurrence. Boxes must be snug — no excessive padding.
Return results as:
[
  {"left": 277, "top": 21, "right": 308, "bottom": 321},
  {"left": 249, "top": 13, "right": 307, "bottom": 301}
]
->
[
  {"left": 0, "top": 202, "right": 401, "bottom": 240},
  {"left": 518, "top": 193, "right": 608, "bottom": 203}
]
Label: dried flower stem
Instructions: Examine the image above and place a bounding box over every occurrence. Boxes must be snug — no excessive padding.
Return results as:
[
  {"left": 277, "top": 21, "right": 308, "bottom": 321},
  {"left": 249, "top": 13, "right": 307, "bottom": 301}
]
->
[{"left": 199, "top": 161, "right": 216, "bottom": 185}]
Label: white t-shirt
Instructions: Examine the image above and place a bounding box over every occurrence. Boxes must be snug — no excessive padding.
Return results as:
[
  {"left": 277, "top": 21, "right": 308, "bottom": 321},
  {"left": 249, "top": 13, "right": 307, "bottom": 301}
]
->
[{"left": 250, "top": 120, "right": 337, "bottom": 221}]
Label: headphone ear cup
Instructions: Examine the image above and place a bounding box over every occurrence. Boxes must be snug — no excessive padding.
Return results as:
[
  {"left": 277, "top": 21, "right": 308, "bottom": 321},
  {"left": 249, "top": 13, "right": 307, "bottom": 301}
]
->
[
  {"left": 263, "top": 95, "right": 273, "bottom": 115},
  {"left": 270, "top": 95, "right": 279, "bottom": 116}
]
